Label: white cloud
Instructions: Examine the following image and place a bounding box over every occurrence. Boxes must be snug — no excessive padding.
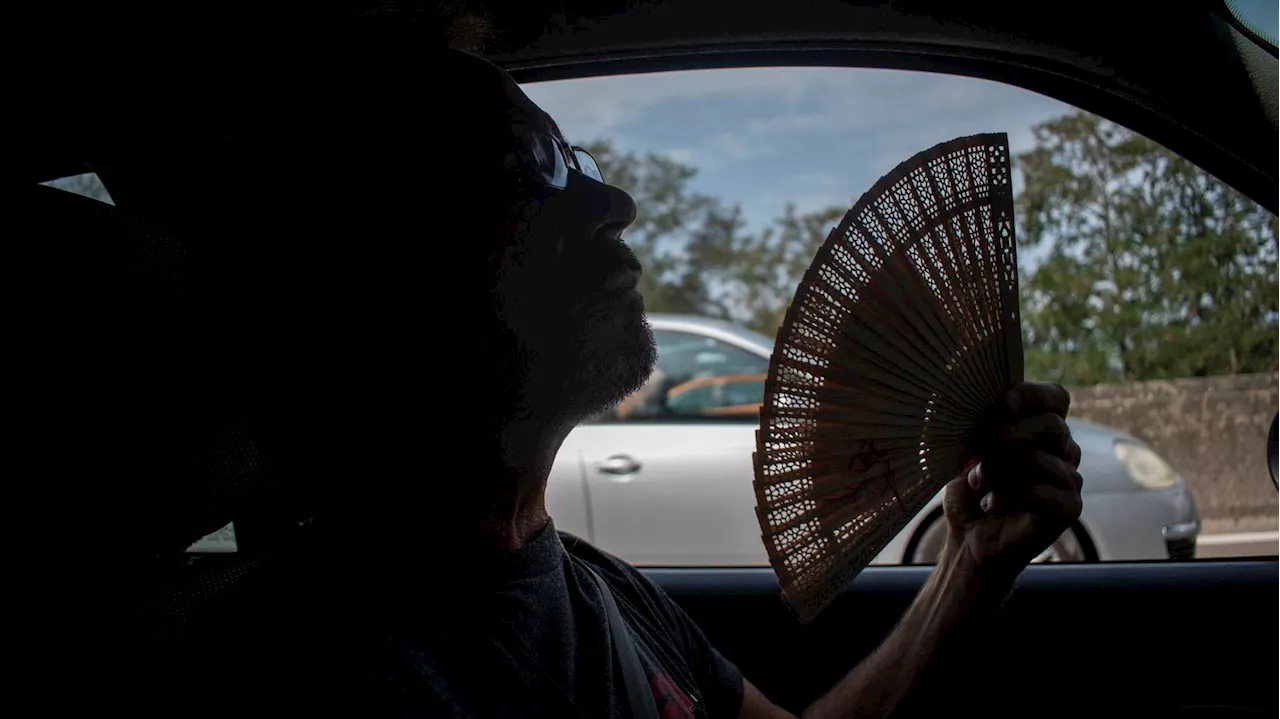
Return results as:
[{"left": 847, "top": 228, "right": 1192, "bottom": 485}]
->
[
  {"left": 527, "top": 67, "right": 1074, "bottom": 182},
  {"left": 663, "top": 147, "right": 698, "bottom": 165},
  {"left": 523, "top": 65, "right": 1078, "bottom": 263},
  {"left": 741, "top": 171, "right": 855, "bottom": 233},
  {"left": 522, "top": 67, "right": 821, "bottom": 144}
]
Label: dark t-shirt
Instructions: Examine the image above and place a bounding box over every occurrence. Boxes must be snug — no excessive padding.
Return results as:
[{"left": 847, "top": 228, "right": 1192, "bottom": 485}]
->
[
  {"left": 395, "top": 521, "right": 745, "bottom": 718},
  {"left": 174, "top": 519, "right": 744, "bottom": 718}
]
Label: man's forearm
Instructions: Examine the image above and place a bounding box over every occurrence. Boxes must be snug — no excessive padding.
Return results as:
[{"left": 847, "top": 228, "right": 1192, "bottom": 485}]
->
[{"left": 800, "top": 545, "right": 1014, "bottom": 719}]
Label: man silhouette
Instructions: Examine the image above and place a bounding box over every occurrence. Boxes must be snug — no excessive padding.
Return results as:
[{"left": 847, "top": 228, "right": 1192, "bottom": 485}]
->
[{"left": 106, "top": 22, "right": 1084, "bottom": 719}]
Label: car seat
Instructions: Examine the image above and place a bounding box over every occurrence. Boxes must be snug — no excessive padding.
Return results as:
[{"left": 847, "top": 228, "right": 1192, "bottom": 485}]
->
[
  {"left": 34, "top": 177, "right": 348, "bottom": 716},
  {"left": 78, "top": 157, "right": 468, "bottom": 716}
]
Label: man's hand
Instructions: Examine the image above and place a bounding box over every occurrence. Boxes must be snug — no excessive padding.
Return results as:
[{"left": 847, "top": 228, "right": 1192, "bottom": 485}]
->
[
  {"left": 740, "top": 381, "right": 1088, "bottom": 719},
  {"left": 942, "top": 381, "right": 1084, "bottom": 583}
]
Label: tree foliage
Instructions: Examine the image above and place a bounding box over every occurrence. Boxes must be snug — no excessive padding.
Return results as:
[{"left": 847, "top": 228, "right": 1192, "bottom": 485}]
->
[
  {"left": 51, "top": 119, "right": 1270, "bottom": 385},
  {"left": 584, "top": 139, "right": 844, "bottom": 338},
  {"left": 588, "top": 114, "right": 1276, "bottom": 384},
  {"left": 1017, "top": 112, "right": 1278, "bottom": 383}
]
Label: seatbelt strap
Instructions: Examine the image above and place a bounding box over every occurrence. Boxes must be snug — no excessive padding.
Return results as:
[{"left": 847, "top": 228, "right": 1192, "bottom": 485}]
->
[{"left": 582, "top": 565, "right": 661, "bottom": 719}]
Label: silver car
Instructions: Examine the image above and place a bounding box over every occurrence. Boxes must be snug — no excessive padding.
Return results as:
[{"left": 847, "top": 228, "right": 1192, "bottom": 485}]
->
[{"left": 545, "top": 313, "right": 1202, "bottom": 566}]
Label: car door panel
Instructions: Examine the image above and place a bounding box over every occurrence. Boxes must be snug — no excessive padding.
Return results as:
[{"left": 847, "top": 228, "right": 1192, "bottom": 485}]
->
[
  {"left": 578, "top": 422, "right": 764, "bottom": 565},
  {"left": 545, "top": 441, "right": 592, "bottom": 540},
  {"left": 646, "top": 561, "right": 1279, "bottom": 718},
  {"left": 575, "top": 420, "right": 953, "bottom": 567},
  {"left": 578, "top": 320, "right": 942, "bottom": 567}
]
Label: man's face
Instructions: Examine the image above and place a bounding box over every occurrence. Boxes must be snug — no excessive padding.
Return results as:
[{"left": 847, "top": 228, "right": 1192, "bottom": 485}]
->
[{"left": 446, "top": 51, "right": 657, "bottom": 423}]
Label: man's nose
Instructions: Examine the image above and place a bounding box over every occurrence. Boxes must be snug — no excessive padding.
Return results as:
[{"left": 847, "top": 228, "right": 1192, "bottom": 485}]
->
[{"left": 573, "top": 172, "right": 638, "bottom": 240}]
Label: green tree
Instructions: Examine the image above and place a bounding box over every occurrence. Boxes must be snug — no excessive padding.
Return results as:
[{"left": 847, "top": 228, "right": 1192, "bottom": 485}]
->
[
  {"left": 1016, "top": 111, "right": 1278, "bottom": 384},
  {"left": 584, "top": 139, "right": 731, "bottom": 317},
  {"left": 726, "top": 202, "right": 846, "bottom": 337},
  {"left": 585, "top": 139, "right": 847, "bottom": 337}
]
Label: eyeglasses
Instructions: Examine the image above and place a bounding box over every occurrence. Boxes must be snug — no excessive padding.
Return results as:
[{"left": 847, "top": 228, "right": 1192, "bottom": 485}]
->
[{"left": 509, "top": 122, "right": 604, "bottom": 190}]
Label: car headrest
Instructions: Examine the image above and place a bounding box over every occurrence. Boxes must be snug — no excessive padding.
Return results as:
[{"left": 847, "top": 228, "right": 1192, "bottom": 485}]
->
[
  {"left": 60, "top": 166, "right": 437, "bottom": 716},
  {"left": 88, "top": 161, "right": 448, "bottom": 552},
  {"left": 19, "top": 181, "right": 284, "bottom": 717},
  {"left": 91, "top": 157, "right": 506, "bottom": 531},
  {"left": 23, "top": 182, "right": 301, "bottom": 564}
]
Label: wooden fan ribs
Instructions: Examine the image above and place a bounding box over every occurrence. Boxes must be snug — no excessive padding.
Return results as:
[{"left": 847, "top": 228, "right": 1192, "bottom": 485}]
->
[
  {"left": 808, "top": 250, "right": 987, "bottom": 416},
  {"left": 939, "top": 149, "right": 1006, "bottom": 402},
  {"left": 754, "top": 133, "right": 1023, "bottom": 624},
  {"left": 905, "top": 173, "right": 994, "bottom": 398},
  {"left": 862, "top": 203, "right": 994, "bottom": 415},
  {"left": 784, "top": 305, "right": 972, "bottom": 414}
]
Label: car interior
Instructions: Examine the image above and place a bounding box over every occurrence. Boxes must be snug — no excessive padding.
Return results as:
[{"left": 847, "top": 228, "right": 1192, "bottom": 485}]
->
[{"left": 32, "top": 1, "right": 1274, "bottom": 716}]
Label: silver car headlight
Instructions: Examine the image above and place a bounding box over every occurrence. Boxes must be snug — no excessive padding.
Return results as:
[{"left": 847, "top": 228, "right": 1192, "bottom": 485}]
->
[{"left": 1113, "top": 440, "right": 1180, "bottom": 490}]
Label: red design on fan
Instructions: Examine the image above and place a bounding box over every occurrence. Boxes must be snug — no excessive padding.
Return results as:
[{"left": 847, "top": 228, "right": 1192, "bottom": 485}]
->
[
  {"left": 823, "top": 439, "right": 905, "bottom": 510},
  {"left": 649, "top": 673, "right": 695, "bottom": 719}
]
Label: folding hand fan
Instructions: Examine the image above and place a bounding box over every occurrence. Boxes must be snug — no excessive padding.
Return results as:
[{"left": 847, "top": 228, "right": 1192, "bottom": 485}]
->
[{"left": 753, "top": 133, "right": 1023, "bottom": 624}]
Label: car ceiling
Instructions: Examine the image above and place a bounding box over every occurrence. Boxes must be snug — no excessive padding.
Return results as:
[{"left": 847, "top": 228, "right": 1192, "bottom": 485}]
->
[{"left": 27, "top": 0, "right": 1277, "bottom": 213}]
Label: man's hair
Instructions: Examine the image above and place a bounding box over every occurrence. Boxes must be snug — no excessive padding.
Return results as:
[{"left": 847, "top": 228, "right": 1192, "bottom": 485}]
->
[
  {"left": 315, "top": 0, "right": 496, "bottom": 53},
  {"left": 436, "top": 0, "right": 496, "bottom": 53}
]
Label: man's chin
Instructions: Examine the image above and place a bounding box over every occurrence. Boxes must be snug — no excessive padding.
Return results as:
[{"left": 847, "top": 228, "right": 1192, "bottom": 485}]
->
[
  {"left": 573, "top": 285, "right": 646, "bottom": 314},
  {"left": 564, "top": 299, "right": 657, "bottom": 419}
]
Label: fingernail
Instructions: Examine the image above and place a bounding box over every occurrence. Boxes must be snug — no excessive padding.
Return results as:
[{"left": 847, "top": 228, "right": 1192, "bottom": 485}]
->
[{"left": 967, "top": 465, "right": 981, "bottom": 490}]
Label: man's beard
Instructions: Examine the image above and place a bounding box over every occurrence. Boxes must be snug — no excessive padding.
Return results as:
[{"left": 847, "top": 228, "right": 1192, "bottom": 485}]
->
[
  {"left": 490, "top": 215, "right": 659, "bottom": 425},
  {"left": 558, "top": 291, "right": 657, "bottom": 419},
  {"left": 501, "top": 288, "right": 657, "bottom": 424}
]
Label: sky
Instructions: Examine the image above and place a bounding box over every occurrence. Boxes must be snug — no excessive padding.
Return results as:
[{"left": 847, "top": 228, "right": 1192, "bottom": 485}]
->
[
  {"left": 523, "top": 1, "right": 1279, "bottom": 242},
  {"left": 52, "top": 65, "right": 1078, "bottom": 275},
  {"left": 59, "top": 15, "right": 1278, "bottom": 265},
  {"left": 524, "top": 67, "right": 1076, "bottom": 260},
  {"left": 1229, "top": 0, "right": 1279, "bottom": 45}
]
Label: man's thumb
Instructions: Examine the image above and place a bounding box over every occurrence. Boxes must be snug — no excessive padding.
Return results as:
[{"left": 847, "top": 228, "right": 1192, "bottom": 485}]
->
[{"left": 943, "top": 461, "right": 986, "bottom": 525}]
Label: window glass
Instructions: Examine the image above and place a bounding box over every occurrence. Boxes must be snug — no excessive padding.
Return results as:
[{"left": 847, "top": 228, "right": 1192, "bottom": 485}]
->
[
  {"left": 187, "top": 523, "right": 238, "bottom": 553},
  {"left": 609, "top": 329, "right": 768, "bottom": 421},
  {"left": 1224, "top": 0, "right": 1278, "bottom": 48},
  {"left": 41, "top": 172, "right": 114, "bottom": 204},
  {"left": 176, "top": 65, "right": 1278, "bottom": 564},
  {"left": 527, "top": 66, "right": 1278, "bottom": 567}
]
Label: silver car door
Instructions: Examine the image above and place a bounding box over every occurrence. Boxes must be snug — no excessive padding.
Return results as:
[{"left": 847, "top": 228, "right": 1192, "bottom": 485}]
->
[
  {"left": 545, "top": 436, "right": 593, "bottom": 540},
  {"left": 577, "top": 326, "right": 773, "bottom": 566},
  {"left": 578, "top": 420, "right": 764, "bottom": 565}
]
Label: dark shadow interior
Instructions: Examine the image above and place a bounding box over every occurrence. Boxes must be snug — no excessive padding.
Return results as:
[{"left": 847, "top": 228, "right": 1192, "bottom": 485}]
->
[
  {"left": 654, "top": 562, "right": 1278, "bottom": 717},
  {"left": 45, "top": 2, "right": 1275, "bottom": 717}
]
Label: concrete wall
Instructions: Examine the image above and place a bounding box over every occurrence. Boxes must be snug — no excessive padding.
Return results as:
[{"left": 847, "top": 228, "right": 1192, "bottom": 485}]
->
[{"left": 1068, "top": 373, "right": 1279, "bottom": 521}]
